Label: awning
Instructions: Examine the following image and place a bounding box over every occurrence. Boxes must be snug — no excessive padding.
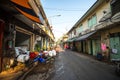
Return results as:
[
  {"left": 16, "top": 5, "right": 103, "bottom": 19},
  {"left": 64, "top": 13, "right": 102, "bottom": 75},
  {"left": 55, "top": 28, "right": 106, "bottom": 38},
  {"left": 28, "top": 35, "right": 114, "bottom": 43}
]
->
[
  {"left": 76, "top": 31, "right": 97, "bottom": 41},
  {"left": 65, "top": 37, "right": 77, "bottom": 43},
  {"left": 11, "top": 0, "right": 31, "bottom": 9},
  {"left": 11, "top": 0, "right": 42, "bottom": 24}
]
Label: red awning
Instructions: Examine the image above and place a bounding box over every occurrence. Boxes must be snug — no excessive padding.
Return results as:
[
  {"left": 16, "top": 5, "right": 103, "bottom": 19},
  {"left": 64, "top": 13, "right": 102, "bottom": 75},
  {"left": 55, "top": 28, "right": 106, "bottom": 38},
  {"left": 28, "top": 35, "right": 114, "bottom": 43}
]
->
[
  {"left": 11, "top": 0, "right": 42, "bottom": 23},
  {"left": 11, "top": 0, "right": 31, "bottom": 9},
  {"left": 15, "top": 7, "right": 40, "bottom": 23}
]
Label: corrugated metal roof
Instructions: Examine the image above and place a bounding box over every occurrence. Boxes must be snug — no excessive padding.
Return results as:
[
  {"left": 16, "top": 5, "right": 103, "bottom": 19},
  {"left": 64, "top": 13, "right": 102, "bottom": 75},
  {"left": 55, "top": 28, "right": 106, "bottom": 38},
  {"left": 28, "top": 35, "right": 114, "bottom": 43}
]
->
[{"left": 76, "top": 31, "right": 97, "bottom": 41}]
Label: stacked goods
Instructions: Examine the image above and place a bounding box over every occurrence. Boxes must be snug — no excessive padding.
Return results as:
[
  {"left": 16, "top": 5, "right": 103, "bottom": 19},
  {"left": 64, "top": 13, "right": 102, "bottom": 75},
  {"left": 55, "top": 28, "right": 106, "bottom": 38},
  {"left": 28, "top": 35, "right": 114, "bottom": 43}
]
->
[
  {"left": 29, "top": 52, "right": 37, "bottom": 59},
  {"left": 34, "top": 51, "right": 39, "bottom": 55}
]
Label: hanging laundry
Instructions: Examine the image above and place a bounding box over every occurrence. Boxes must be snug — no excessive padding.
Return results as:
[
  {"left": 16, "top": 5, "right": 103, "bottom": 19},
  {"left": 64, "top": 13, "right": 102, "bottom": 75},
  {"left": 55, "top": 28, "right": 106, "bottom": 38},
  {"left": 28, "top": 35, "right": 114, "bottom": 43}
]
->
[{"left": 101, "top": 43, "right": 107, "bottom": 51}]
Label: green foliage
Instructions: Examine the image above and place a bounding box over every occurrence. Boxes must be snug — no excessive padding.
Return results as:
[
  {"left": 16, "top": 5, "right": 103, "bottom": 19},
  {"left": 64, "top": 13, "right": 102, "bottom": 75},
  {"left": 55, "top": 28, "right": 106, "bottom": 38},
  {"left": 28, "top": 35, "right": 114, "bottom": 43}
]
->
[{"left": 35, "top": 44, "right": 40, "bottom": 52}]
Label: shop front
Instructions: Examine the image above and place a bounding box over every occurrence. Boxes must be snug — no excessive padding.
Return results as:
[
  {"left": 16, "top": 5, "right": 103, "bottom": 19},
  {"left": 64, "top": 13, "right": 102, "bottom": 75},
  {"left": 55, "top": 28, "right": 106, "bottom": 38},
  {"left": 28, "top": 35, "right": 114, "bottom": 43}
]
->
[{"left": 15, "top": 27, "right": 32, "bottom": 51}]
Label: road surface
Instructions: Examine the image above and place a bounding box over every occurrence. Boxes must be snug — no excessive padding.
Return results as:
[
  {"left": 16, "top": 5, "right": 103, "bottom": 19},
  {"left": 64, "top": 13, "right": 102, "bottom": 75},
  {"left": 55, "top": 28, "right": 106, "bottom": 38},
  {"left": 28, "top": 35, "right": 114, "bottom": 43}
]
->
[{"left": 25, "top": 50, "right": 120, "bottom": 80}]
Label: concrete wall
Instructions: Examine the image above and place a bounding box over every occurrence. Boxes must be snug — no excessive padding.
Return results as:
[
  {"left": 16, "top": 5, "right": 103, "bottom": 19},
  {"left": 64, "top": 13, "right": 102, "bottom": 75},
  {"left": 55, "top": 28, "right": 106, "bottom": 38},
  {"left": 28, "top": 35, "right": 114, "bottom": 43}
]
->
[
  {"left": 78, "top": 1, "right": 111, "bottom": 55},
  {"left": 96, "top": 2, "right": 111, "bottom": 24},
  {"left": 76, "top": 1, "right": 111, "bottom": 32},
  {"left": 100, "top": 24, "right": 120, "bottom": 59},
  {"left": 101, "top": 24, "right": 120, "bottom": 47}
]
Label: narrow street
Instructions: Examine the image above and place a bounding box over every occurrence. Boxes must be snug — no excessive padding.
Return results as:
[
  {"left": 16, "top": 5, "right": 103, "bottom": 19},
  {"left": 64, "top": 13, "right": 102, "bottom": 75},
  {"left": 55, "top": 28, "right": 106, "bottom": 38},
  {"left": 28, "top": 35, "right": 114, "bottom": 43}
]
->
[
  {"left": 25, "top": 50, "right": 120, "bottom": 80},
  {"left": 0, "top": 0, "right": 120, "bottom": 80}
]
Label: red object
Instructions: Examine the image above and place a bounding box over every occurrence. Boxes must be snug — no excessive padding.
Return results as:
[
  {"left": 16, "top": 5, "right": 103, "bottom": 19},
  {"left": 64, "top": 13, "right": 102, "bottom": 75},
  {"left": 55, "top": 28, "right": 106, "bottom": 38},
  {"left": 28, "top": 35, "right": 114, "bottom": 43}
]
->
[
  {"left": 64, "top": 44, "right": 67, "bottom": 49},
  {"left": 0, "top": 20, "right": 4, "bottom": 72},
  {"left": 29, "top": 52, "right": 37, "bottom": 59}
]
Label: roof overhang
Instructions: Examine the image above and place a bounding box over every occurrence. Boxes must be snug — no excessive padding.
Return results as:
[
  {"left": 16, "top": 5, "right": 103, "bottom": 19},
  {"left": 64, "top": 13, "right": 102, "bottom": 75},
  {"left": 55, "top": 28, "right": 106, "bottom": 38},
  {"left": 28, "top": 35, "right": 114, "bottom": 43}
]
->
[
  {"left": 28, "top": 0, "right": 44, "bottom": 24},
  {"left": 76, "top": 31, "right": 97, "bottom": 41},
  {"left": 10, "top": 0, "right": 42, "bottom": 24}
]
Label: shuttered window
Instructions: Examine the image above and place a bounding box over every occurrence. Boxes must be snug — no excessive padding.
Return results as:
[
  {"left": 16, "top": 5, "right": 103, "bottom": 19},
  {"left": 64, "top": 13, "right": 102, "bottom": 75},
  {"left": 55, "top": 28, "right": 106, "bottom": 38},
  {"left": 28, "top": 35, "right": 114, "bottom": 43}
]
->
[
  {"left": 88, "top": 14, "right": 97, "bottom": 28},
  {"left": 79, "top": 24, "right": 83, "bottom": 33},
  {"left": 88, "top": 18, "right": 92, "bottom": 28},
  {"left": 92, "top": 15, "right": 97, "bottom": 25}
]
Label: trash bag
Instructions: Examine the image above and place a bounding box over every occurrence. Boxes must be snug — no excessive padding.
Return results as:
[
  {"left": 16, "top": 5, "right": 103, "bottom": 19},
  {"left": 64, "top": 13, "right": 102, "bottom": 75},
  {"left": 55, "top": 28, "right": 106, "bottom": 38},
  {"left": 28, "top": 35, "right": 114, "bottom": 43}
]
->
[
  {"left": 38, "top": 58, "right": 46, "bottom": 63},
  {"left": 33, "top": 56, "right": 46, "bottom": 63}
]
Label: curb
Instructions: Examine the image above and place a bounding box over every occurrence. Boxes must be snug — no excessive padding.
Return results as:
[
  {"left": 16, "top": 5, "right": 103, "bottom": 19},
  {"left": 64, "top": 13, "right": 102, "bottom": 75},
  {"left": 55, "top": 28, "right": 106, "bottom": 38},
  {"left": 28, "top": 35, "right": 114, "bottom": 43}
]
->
[{"left": 17, "top": 62, "right": 38, "bottom": 80}]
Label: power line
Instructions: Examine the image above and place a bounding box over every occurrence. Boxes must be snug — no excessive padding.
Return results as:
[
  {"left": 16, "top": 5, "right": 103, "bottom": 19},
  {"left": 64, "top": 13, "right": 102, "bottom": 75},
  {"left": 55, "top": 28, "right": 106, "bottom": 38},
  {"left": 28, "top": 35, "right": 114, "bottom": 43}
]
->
[
  {"left": 44, "top": 7, "right": 87, "bottom": 11},
  {"left": 52, "top": 21, "right": 75, "bottom": 24}
]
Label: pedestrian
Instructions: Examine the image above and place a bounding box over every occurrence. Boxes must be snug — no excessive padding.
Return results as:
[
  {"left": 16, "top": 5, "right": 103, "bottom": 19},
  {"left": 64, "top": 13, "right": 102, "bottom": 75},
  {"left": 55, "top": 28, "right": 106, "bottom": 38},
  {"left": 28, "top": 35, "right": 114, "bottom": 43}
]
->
[{"left": 64, "top": 44, "right": 67, "bottom": 49}]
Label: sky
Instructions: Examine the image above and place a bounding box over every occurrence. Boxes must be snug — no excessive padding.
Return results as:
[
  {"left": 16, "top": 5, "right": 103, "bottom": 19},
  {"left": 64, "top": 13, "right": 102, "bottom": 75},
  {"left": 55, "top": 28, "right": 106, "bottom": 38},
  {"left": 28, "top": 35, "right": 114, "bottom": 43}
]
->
[{"left": 40, "top": 0, "right": 97, "bottom": 40}]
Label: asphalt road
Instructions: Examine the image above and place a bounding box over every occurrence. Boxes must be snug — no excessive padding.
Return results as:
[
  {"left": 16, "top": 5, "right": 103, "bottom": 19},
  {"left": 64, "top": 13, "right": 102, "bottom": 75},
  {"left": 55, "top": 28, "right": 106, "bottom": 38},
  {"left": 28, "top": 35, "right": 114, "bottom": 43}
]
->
[{"left": 25, "top": 50, "right": 120, "bottom": 80}]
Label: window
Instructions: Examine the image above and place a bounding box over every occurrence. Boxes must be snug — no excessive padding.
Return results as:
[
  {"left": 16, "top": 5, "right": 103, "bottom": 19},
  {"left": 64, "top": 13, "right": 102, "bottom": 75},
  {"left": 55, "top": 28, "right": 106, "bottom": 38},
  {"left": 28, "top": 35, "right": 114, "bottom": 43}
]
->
[
  {"left": 74, "top": 30, "right": 76, "bottom": 35},
  {"left": 79, "top": 24, "right": 83, "bottom": 33},
  {"left": 88, "top": 18, "right": 92, "bottom": 28},
  {"left": 111, "top": 0, "right": 120, "bottom": 15},
  {"left": 88, "top": 14, "right": 97, "bottom": 28},
  {"left": 92, "top": 15, "right": 97, "bottom": 25}
]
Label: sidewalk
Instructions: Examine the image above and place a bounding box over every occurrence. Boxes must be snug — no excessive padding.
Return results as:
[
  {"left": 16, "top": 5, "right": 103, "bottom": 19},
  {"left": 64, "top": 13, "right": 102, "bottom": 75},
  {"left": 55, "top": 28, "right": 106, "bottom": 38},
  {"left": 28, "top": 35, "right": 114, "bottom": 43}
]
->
[
  {"left": 0, "top": 62, "right": 38, "bottom": 80},
  {"left": 68, "top": 49, "right": 115, "bottom": 65}
]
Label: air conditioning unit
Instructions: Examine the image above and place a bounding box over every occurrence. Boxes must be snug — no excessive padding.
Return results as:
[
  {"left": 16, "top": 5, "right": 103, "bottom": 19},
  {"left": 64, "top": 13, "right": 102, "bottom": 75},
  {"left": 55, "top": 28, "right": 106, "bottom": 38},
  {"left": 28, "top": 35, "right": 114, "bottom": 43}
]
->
[
  {"left": 36, "top": 37, "right": 41, "bottom": 41},
  {"left": 79, "top": 33, "right": 82, "bottom": 36},
  {"left": 86, "top": 29, "right": 91, "bottom": 33}
]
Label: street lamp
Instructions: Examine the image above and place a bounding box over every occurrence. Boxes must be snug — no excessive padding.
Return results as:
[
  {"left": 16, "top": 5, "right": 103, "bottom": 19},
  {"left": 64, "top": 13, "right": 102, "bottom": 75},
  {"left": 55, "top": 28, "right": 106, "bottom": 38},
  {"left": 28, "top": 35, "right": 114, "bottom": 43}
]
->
[
  {"left": 47, "top": 14, "right": 61, "bottom": 30},
  {"left": 48, "top": 15, "right": 61, "bottom": 18}
]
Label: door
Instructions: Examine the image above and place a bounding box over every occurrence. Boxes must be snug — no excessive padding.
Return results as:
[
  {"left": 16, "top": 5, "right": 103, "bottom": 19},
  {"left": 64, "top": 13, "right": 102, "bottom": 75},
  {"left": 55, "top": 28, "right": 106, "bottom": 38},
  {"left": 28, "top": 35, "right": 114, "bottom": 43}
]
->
[
  {"left": 110, "top": 37, "right": 120, "bottom": 60},
  {"left": 81, "top": 41, "right": 84, "bottom": 52},
  {"left": 92, "top": 40, "right": 96, "bottom": 56},
  {"left": 89, "top": 40, "right": 93, "bottom": 55},
  {"left": 96, "top": 39, "right": 101, "bottom": 54},
  {"left": 83, "top": 41, "right": 86, "bottom": 53},
  {"left": 0, "top": 20, "right": 4, "bottom": 72}
]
